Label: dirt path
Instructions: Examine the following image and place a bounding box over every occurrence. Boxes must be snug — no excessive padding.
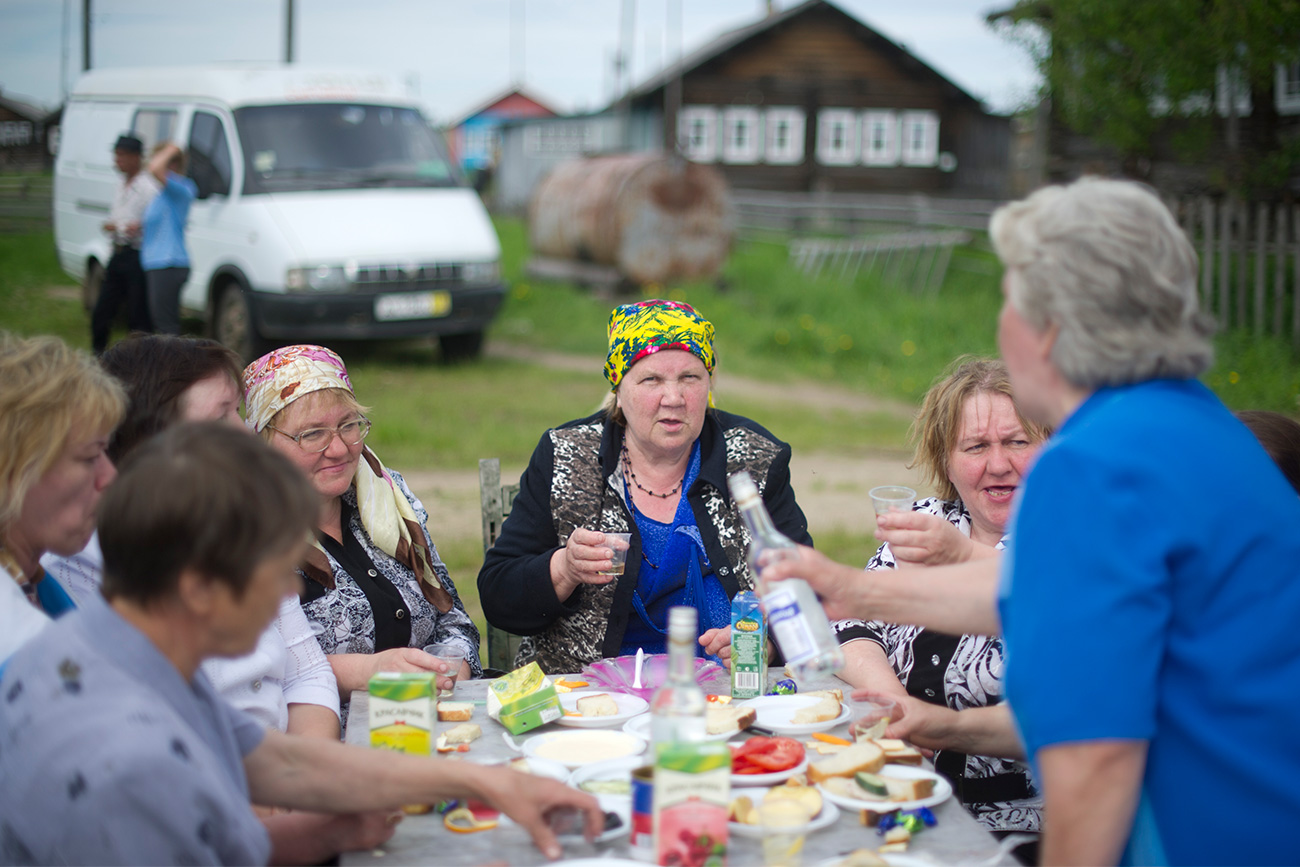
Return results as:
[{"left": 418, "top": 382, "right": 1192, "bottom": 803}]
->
[{"left": 406, "top": 343, "right": 923, "bottom": 543}]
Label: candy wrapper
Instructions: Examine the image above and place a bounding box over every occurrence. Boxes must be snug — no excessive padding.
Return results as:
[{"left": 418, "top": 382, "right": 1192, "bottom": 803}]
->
[
  {"left": 766, "top": 678, "right": 798, "bottom": 696},
  {"left": 876, "top": 807, "right": 938, "bottom": 836}
]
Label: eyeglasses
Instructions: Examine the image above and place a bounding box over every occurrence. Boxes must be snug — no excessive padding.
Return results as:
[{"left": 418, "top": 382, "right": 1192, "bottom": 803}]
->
[{"left": 269, "top": 417, "right": 371, "bottom": 453}]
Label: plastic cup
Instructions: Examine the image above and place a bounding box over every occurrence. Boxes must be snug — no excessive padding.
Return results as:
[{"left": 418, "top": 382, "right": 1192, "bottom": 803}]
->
[
  {"left": 600, "top": 532, "right": 632, "bottom": 576},
  {"left": 423, "top": 643, "right": 467, "bottom": 697},
  {"left": 847, "top": 696, "right": 898, "bottom": 741},
  {"left": 869, "top": 485, "right": 917, "bottom": 516},
  {"left": 759, "top": 798, "right": 812, "bottom": 867}
]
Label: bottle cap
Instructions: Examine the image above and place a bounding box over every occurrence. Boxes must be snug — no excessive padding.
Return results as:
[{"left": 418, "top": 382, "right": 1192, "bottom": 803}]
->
[
  {"left": 667, "top": 605, "right": 697, "bottom": 639},
  {"left": 727, "top": 471, "right": 759, "bottom": 503}
]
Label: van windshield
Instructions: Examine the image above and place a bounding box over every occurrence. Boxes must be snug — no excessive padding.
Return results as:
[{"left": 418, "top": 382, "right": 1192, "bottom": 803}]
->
[{"left": 234, "top": 103, "right": 462, "bottom": 194}]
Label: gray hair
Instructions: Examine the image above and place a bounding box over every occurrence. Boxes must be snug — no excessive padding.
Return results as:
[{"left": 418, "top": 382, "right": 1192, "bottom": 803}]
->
[{"left": 990, "top": 177, "right": 1216, "bottom": 389}]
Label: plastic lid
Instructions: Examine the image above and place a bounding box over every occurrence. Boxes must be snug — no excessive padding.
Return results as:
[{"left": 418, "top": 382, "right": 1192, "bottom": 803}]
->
[{"left": 727, "top": 470, "right": 759, "bottom": 502}]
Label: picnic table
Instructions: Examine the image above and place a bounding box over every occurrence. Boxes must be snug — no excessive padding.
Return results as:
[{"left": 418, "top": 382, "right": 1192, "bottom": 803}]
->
[{"left": 341, "top": 672, "right": 1017, "bottom": 866}]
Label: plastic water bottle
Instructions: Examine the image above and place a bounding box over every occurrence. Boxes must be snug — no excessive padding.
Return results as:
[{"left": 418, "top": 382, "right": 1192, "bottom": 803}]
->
[
  {"left": 727, "top": 471, "right": 844, "bottom": 678},
  {"left": 649, "top": 606, "right": 707, "bottom": 745}
]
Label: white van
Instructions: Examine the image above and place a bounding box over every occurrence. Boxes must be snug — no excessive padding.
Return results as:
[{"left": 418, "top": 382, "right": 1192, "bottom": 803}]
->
[{"left": 54, "top": 64, "right": 505, "bottom": 359}]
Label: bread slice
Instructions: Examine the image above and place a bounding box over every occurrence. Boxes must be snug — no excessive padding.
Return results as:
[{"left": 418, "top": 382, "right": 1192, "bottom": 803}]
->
[
  {"left": 443, "top": 723, "right": 482, "bottom": 744},
  {"left": 791, "top": 695, "right": 842, "bottom": 725},
  {"left": 437, "top": 701, "right": 474, "bottom": 722},
  {"left": 831, "top": 848, "right": 890, "bottom": 867},
  {"left": 807, "top": 740, "right": 885, "bottom": 783},
  {"left": 706, "top": 704, "right": 757, "bottom": 735},
  {"left": 576, "top": 693, "right": 619, "bottom": 717},
  {"left": 802, "top": 688, "right": 844, "bottom": 704},
  {"left": 884, "top": 776, "right": 935, "bottom": 801}
]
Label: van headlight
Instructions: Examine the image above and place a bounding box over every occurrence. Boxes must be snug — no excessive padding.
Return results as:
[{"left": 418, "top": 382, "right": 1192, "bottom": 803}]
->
[
  {"left": 461, "top": 261, "right": 500, "bottom": 286},
  {"left": 285, "top": 265, "right": 349, "bottom": 292}
]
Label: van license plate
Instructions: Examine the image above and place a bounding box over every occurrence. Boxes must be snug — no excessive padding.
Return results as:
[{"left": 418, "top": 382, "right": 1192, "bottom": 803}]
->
[{"left": 374, "top": 291, "right": 451, "bottom": 321}]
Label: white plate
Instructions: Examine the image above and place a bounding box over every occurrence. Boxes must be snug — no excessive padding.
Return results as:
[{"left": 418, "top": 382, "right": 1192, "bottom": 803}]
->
[
  {"left": 815, "top": 764, "right": 953, "bottom": 813},
  {"left": 569, "top": 756, "right": 646, "bottom": 798},
  {"left": 493, "top": 755, "right": 572, "bottom": 784},
  {"left": 727, "top": 790, "right": 841, "bottom": 837},
  {"left": 557, "top": 690, "right": 650, "bottom": 728},
  {"left": 735, "top": 695, "right": 851, "bottom": 735},
  {"left": 813, "top": 855, "right": 935, "bottom": 867},
  {"left": 522, "top": 729, "right": 649, "bottom": 769},
  {"left": 501, "top": 794, "right": 631, "bottom": 845},
  {"left": 622, "top": 712, "right": 732, "bottom": 742}
]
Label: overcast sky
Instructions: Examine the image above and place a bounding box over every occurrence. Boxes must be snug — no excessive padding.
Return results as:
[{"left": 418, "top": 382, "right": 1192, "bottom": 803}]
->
[{"left": 0, "top": 0, "right": 1041, "bottom": 121}]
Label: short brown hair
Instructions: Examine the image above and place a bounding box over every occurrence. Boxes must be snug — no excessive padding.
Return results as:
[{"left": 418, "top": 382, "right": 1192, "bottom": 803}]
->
[
  {"left": 1237, "top": 410, "right": 1300, "bottom": 495},
  {"left": 99, "top": 334, "right": 243, "bottom": 463},
  {"left": 0, "top": 333, "right": 126, "bottom": 529},
  {"left": 909, "top": 356, "right": 1050, "bottom": 503},
  {"left": 99, "top": 422, "right": 317, "bottom": 605}
]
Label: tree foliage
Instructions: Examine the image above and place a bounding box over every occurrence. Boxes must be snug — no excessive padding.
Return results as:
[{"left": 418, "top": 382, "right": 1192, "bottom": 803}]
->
[{"left": 992, "top": 0, "right": 1300, "bottom": 190}]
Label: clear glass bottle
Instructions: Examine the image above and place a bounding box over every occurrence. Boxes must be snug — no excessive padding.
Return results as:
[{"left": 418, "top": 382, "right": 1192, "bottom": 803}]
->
[
  {"left": 649, "top": 606, "right": 707, "bottom": 746},
  {"left": 727, "top": 470, "right": 845, "bottom": 678}
]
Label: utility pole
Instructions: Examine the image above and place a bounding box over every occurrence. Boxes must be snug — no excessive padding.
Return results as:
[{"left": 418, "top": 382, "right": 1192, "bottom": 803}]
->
[
  {"left": 284, "top": 0, "right": 295, "bottom": 63},
  {"left": 510, "top": 0, "right": 524, "bottom": 87},
  {"left": 82, "top": 0, "right": 91, "bottom": 70}
]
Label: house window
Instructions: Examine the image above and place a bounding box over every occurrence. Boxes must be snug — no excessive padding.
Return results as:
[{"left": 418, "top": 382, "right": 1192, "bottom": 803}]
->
[
  {"left": 763, "top": 107, "right": 804, "bottom": 164},
  {"left": 1277, "top": 62, "right": 1300, "bottom": 115},
  {"left": 861, "top": 111, "right": 897, "bottom": 166},
  {"left": 679, "top": 106, "right": 717, "bottom": 162},
  {"left": 900, "top": 111, "right": 939, "bottom": 167},
  {"left": 721, "top": 107, "right": 761, "bottom": 164},
  {"left": 816, "top": 109, "right": 858, "bottom": 166},
  {"left": 1216, "top": 65, "right": 1252, "bottom": 117}
]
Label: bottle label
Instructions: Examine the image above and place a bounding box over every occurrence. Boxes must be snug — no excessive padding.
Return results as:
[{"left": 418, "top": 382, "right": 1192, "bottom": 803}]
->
[
  {"left": 654, "top": 742, "right": 730, "bottom": 866},
  {"left": 730, "top": 602, "right": 766, "bottom": 699},
  {"left": 765, "top": 587, "right": 816, "bottom": 664}
]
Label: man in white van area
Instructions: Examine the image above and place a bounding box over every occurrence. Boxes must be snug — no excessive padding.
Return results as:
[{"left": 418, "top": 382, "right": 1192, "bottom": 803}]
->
[{"left": 90, "top": 134, "right": 160, "bottom": 354}]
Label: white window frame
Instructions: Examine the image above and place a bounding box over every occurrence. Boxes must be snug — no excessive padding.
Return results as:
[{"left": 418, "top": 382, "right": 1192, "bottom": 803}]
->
[
  {"left": 1216, "top": 64, "right": 1252, "bottom": 117},
  {"left": 861, "top": 110, "right": 898, "bottom": 166},
  {"left": 678, "top": 106, "right": 717, "bottom": 162},
  {"left": 721, "top": 107, "right": 762, "bottom": 164},
  {"left": 1277, "top": 61, "right": 1300, "bottom": 115},
  {"left": 763, "top": 107, "right": 804, "bottom": 164},
  {"left": 816, "top": 109, "right": 858, "bottom": 166},
  {"left": 900, "top": 111, "right": 939, "bottom": 167}
]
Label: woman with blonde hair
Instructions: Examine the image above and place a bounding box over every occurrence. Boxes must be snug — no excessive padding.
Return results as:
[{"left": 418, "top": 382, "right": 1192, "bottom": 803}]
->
[{"left": 0, "top": 332, "right": 125, "bottom": 661}]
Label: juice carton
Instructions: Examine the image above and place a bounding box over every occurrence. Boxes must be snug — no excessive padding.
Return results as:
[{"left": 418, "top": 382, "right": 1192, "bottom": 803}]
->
[
  {"left": 730, "top": 589, "right": 766, "bottom": 699},
  {"left": 486, "top": 661, "right": 562, "bottom": 735},
  {"left": 653, "top": 740, "right": 730, "bottom": 866},
  {"left": 368, "top": 672, "right": 435, "bottom": 755}
]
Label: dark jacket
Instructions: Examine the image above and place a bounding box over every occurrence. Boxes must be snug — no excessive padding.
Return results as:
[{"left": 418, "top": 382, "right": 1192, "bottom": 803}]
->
[{"left": 477, "top": 409, "right": 812, "bottom": 673}]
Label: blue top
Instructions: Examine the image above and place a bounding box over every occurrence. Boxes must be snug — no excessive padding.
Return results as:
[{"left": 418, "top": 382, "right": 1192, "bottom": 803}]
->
[
  {"left": 0, "top": 597, "right": 270, "bottom": 865},
  {"left": 999, "top": 379, "right": 1300, "bottom": 866},
  {"left": 141, "top": 171, "right": 197, "bottom": 271}
]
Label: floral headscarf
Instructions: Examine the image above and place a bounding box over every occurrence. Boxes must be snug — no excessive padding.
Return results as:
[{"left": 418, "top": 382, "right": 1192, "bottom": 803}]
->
[
  {"left": 603, "top": 300, "right": 716, "bottom": 390},
  {"left": 242, "top": 345, "right": 452, "bottom": 612}
]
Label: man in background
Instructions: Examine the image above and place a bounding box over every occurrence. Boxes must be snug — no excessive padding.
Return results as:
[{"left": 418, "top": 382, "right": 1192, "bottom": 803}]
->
[{"left": 90, "top": 134, "right": 159, "bottom": 354}]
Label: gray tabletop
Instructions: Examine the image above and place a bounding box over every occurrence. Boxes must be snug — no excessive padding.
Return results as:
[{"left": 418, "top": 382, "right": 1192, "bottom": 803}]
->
[{"left": 342, "top": 674, "right": 1015, "bottom": 866}]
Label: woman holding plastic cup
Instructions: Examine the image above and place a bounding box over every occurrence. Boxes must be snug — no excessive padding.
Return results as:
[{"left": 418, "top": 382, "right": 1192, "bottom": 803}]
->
[
  {"left": 834, "top": 357, "right": 1048, "bottom": 847},
  {"left": 244, "top": 345, "right": 480, "bottom": 725}
]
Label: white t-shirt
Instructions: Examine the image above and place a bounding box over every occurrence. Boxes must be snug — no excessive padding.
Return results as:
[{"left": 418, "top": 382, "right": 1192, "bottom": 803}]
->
[{"left": 0, "top": 563, "right": 50, "bottom": 664}]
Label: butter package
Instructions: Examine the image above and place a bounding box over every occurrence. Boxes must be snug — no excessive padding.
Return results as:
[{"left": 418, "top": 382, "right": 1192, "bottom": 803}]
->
[
  {"left": 486, "top": 662, "right": 562, "bottom": 734},
  {"left": 369, "top": 672, "right": 435, "bottom": 754}
]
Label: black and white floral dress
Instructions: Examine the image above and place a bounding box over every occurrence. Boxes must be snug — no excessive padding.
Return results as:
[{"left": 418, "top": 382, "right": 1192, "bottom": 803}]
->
[
  {"left": 300, "top": 468, "right": 480, "bottom": 733},
  {"left": 833, "top": 496, "right": 1042, "bottom": 834}
]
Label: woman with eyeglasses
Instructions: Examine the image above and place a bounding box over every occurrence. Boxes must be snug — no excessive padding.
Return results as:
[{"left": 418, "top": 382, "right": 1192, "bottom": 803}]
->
[{"left": 244, "top": 345, "right": 480, "bottom": 727}]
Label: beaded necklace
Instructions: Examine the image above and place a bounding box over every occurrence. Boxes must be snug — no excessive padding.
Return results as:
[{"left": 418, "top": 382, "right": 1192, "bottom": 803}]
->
[{"left": 621, "top": 441, "right": 684, "bottom": 499}]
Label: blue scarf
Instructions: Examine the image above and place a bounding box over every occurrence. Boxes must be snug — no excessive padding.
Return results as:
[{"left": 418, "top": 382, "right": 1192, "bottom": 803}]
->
[{"left": 619, "top": 441, "right": 731, "bottom": 662}]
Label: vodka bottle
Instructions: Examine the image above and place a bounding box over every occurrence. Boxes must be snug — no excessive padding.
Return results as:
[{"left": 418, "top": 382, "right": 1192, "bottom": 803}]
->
[
  {"left": 649, "top": 606, "right": 707, "bottom": 746},
  {"left": 727, "top": 470, "right": 845, "bottom": 678}
]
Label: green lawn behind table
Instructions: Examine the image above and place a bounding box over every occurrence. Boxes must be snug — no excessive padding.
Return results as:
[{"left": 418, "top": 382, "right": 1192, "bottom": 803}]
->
[{"left": 3, "top": 221, "right": 1297, "bottom": 650}]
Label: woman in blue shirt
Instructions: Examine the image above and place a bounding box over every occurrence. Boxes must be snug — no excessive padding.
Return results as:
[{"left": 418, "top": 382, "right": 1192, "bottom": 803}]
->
[{"left": 141, "top": 141, "right": 197, "bottom": 336}]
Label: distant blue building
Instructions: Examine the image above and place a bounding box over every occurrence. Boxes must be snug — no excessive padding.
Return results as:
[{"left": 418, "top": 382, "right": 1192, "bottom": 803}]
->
[{"left": 448, "top": 87, "right": 558, "bottom": 174}]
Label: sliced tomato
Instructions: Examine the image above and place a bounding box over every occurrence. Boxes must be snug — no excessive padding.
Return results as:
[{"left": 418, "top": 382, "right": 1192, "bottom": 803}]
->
[{"left": 744, "top": 738, "right": 804, "bottom": 771}]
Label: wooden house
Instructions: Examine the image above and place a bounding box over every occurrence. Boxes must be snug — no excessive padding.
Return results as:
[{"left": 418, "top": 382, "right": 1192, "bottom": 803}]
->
[
  {"left": 620, "top": 0, "right": 1011, "bottom": 196},
  {"left": 0, "top": 87, "right": 53, "bottom": 171},
  {"left": 446, "top": 87, "right": 558, "bottom": 178}
]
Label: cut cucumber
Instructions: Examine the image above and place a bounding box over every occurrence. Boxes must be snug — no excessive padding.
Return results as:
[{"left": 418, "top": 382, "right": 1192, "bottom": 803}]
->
[{"left": 854, "top": 771, "right": 889, "bottom": 798}]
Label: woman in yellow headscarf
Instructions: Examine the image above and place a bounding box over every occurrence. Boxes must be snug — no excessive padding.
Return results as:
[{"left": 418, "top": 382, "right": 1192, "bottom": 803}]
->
[{"left": 478, "top": 300, "right": 812, "bottom": 674}]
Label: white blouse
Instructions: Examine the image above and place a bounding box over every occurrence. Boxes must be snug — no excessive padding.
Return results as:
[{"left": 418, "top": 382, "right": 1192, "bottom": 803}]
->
[{"left": 42, "top": 534, "right": 339, "bottom": 730}]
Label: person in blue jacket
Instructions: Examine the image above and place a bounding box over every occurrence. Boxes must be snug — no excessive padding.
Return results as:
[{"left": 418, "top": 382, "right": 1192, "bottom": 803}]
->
[{"left": 141, "top": 141, "right": 198, "bottom": 336}]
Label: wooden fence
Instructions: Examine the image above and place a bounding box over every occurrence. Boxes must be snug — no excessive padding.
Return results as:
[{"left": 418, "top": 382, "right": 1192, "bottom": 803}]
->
[
  {"left": 1167, "top": 196, "right": 1300, "bottom": 345},
  {"left": 0, "top": 174, "right": 53, "bottom": 232}
]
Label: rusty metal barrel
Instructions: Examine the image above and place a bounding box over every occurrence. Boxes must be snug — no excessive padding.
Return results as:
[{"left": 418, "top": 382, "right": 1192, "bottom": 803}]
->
[{"left": 529, "top": 154, "right": 734, "bottom": 286}]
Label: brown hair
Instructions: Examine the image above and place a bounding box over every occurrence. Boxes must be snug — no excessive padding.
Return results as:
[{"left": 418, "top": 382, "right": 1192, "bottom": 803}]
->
[
  {"left": 1237, "top": 410, "right": 1300, "bottom": 495},
  {"left": 99, "top": 422, "right": 317, "bottom": 605},
  {"left": 909, "top": 356, "right": 1050, "bottom": 503},
  {"left": 0, "top": 333, "right": 126, "bottom": 530},
  {"left": 99, "top": 334, "right": 243, "bottom": 463}
]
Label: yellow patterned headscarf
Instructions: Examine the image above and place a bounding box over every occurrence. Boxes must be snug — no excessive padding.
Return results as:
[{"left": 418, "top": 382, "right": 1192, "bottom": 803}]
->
[{"left": 604, "top": 300, "right": 716, "bottom": 389}]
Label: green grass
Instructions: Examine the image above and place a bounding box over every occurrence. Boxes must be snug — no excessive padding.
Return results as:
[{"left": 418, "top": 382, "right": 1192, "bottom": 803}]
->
[{"left": 0, "top": 231, "right": 87, "bottom": 342}]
